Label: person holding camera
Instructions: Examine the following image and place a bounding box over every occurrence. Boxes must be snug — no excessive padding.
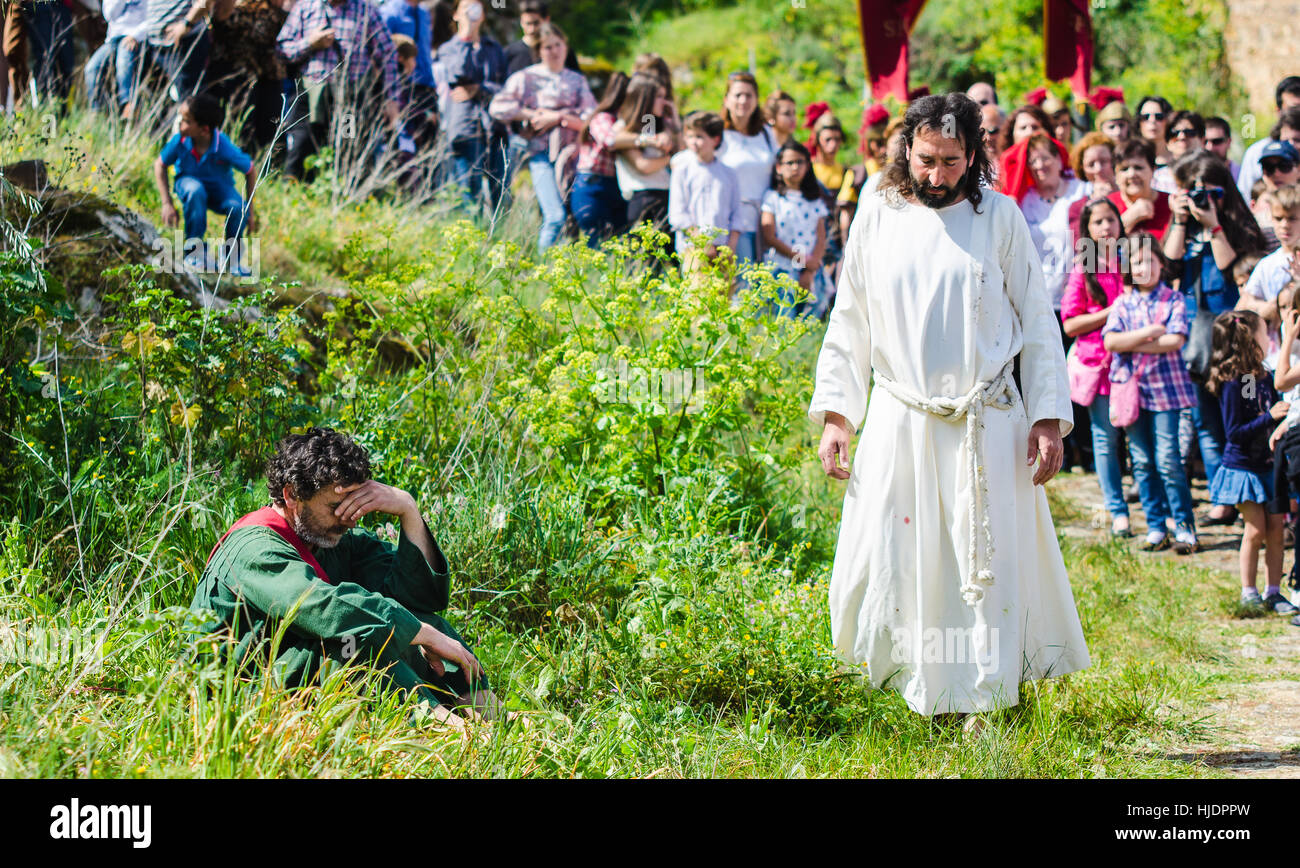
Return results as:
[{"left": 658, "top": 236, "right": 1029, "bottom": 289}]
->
[{"left": 1165, "top": 150, "right": 1268, "bottom": 525}]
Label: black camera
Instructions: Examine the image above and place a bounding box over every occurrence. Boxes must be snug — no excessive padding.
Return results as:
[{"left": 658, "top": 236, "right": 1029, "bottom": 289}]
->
[{"left": 1188, "top": 186, "right": 1224, "bottom": 209}]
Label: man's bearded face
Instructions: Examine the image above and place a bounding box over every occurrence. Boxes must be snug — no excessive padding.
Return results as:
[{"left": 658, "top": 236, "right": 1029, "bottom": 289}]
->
[
  {"left": 289, "top": 486, "right": 357, "bottom": 548},
  {"left": 907, "top": 124, "right": 974, "bottom": 208}
]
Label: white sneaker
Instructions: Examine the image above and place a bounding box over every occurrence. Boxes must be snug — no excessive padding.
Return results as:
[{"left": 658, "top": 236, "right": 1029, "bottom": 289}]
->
[
  {"left": 1173, "top": 529, "right": 1198, "bottom": 555},
  {"left": 1142, "top": 530, "right": 1169, "bottom": 551}
]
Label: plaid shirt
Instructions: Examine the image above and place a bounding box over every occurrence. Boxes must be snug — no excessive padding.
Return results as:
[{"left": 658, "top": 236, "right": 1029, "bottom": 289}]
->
[
  {"left": 489, "top": 64, "right": 595, "bottom": 159},
  {"left": 576, "top": 111, "right": 618, "bottom": 176},
  {"left": 1102, "top": 283, "right": 1198, "bottom": 413},
  {"left": 277, "top": 0, "right": 402, "bottom": 103}
]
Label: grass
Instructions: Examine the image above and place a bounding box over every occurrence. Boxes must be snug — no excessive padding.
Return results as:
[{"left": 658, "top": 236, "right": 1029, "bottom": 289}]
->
[
  {"left": 0, "top": 468, "right": 1260, "bottom": 778},
  {"left": 0, "top": 84, "right": 1270, "bottom": 781}
]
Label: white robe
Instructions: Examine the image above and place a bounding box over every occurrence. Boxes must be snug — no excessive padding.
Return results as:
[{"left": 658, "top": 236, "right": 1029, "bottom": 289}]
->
[{"left": 808, "top": 187, "right": 1091, "bottom": 715}]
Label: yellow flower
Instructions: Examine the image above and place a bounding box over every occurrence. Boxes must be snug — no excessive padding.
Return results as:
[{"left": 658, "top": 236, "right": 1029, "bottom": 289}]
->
[{"left": 658, "top": 641, "right": 667, "bottom": 649}]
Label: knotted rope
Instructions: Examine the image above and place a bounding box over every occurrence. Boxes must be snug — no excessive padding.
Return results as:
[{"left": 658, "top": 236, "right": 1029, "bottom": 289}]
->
[{"left": 873, "top": 359, "right": 1018, "bottom": 607}]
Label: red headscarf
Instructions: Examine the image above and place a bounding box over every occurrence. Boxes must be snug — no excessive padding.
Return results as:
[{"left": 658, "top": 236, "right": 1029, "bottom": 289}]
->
[
  {"left": 1088, "top": 86, "right": 1125, "bottom": 111},
  {"left": 803, "top": 101, "right": 832, "bottom": 157},
  {"left": 1023, "top": 86, "right": 1049, "bottom": 107},
  {"left": 998, "top": 135, "right": 1072, "bottom": 203}
]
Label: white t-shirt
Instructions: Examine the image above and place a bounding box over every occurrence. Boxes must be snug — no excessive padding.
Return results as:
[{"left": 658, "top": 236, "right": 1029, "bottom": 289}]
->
[
  {"left": 761, "top": 188, "right": 828, "bottom": 272},
  {"left": 612, "top": 119, "right": 670, "bottom": 199},
  {"left": 718, "top": 125, "right": 779, "bottom": 233},
  {"left": 1151, "top": 165, "right": 1177, "bottom": 195},
  {"left": 1020, "top": 176, "right": 1088, "bottom": 309}
]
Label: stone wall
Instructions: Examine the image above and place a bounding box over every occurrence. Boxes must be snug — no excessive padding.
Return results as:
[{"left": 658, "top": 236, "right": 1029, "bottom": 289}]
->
[{"left": 1224, "top": 0, "right": 1299, "bottom": 128}]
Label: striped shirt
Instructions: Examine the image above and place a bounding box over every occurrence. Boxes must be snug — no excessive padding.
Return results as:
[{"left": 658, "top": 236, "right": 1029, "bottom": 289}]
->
[{"left": 145, "top": 0, "right": 205, "bottom": 44}]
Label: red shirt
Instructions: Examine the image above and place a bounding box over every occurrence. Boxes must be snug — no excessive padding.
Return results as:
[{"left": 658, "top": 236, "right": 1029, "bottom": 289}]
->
[{"left": 1107, "top": 190, "right": 1172, "bottom": 240}]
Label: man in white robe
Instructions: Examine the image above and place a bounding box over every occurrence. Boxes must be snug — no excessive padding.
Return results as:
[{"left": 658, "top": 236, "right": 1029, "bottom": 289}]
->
[{"left": 809, "top": 93, "right": 1090, "bottom": 717}]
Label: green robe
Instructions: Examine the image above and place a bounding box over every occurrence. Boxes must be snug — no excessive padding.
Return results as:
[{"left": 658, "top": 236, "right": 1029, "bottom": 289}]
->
[{"left": 189, "top": 521, "right": 486, "bottom": 707}]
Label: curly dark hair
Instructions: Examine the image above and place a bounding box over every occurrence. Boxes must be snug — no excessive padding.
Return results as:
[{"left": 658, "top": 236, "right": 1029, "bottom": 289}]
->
[
  {"left": 878, "top": 92, "right": 994, "bottom": 213},
  {"left": 1206, "top": 309, "right": 1267, "bottom": 396},
  {"left": 265, "top": 427, "right": 371, "bottom": 505}
]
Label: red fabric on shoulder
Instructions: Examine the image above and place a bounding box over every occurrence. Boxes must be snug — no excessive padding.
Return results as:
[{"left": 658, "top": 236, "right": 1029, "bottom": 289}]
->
[
  {"left": 999, "top": 136, "right": 1072, "bottom": 203},
  {"left": 206, "top": 506, "right": 333, "bottom": 584}
]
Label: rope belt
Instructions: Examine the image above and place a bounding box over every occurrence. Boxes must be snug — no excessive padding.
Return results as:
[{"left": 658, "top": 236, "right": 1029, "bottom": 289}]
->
[{"left": 872, "top": 360, "right": 1018, "bottom": 607}]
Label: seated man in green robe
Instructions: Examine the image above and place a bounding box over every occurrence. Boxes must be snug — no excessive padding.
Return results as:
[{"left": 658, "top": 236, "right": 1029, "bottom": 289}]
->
[{"left": 190, "top": 426, "right": 499, "bottom": 726}]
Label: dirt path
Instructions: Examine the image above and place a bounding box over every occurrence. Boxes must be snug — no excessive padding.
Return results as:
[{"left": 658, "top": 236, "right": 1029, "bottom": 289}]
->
[{"left": 1051, "top": 470, "right": 1300, "bottom": 778}]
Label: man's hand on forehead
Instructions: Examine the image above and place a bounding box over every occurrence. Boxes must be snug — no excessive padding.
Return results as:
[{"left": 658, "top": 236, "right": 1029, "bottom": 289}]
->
[{"left": 331, "top": 480, "right": 417, "bottom": 523}]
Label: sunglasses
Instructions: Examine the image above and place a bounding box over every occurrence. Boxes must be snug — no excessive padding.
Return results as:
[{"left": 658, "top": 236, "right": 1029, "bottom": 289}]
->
[
  {"left": 1170, "top": 127, "right": 1199, "bottom": 138},
  {"left": 980, "top": 127, "right": 1000, "bottom": 137},
  {"left": 1205, "top": 136, "right": 1228, "bottom": 147},
  {"left": 1139, "top": 111, "right": 1166, "bottom": 121},
  {"left": 1263, "top": 159, "right": 1297, "bottom": 174}
]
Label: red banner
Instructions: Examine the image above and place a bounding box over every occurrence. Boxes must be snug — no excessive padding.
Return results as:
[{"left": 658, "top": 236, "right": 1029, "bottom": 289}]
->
[
  {"left": 1044, "top": 0, "right": 1093, "bottom": 99},
  {"left": 859, "top": 0, "right": 928, "bottom": 102}
]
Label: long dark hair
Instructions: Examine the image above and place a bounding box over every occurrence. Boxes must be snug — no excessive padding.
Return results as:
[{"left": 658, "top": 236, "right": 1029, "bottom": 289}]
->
[
  {"left": 1077, "top": 196, "right": 1126, "bottom": 307},
  {"left": 580, "top": 70, "right": 629, "bottom": 145},
  {"left": 1118, "top": 230, "right": 1174, "bottom": 289},
  {"left": 617, "top": 71, "right": 665, "bottom": 135},
  {"left": 1171, "top": 150, "right": 1267, "bottom": 261},
  {"left": 770, "top": 140, "right": 822, "bottom": 201},
  {"left": 1206, "top": 309, "right": 1267, "bottom": 396},
  {"left": 878, "top": 92, "right": 994, "bottom": 213}
]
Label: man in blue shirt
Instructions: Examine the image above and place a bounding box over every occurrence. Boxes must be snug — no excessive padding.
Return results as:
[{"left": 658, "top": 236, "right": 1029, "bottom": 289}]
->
[{"left": 153, "top": 94, "right": 259, "bottom": 272}]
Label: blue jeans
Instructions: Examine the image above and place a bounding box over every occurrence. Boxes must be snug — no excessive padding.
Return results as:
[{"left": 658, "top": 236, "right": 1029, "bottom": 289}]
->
[
  {"left": 1087, "top": 394, "right": 1128, "bottom": 518},
  {"left": 497, "top": 132, "right": 530, "bottom": 211},
  {"left": 734, "top": 230, "right": 759, "bottom": 265},
  {"left": 175, "top": 176, "right": 247, "bottom": 244},
  {"left": 734, "top": 230, "right": 761, "bottom": 292},
  {"left": 85, "top": 35, "right": 143, "bottom": 110},
  {"left": 569, "top": 172, "right": 624, "bottom": 247},
  {"left": 528, "top": 151, "right": 566, "bottom": 251},
  {"left": 1127, "top": 408, "right": 1196, "bottom": 534},
  {"left": 448, "top": 136, "right": 487, "bottom": 213},
  {"left": 1189, "top": 381, "right": 1225, "bottom": 482}
]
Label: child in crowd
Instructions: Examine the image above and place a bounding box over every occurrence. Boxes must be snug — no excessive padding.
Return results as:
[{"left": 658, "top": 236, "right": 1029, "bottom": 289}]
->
[
  {"left": 1102, "top": 233, "right": 1199, "bottom": 553},
  {"left": 1242, "top": 184, "right": 1300, "bottom": 348},
  {"left": 1061, "top": 197, "right": 1129, "bottom": 536},
  {"left": 760, "top": 140, "right": 828, "bottom": 318},
  {"left": 1233, "top": 250, "right": 1265, "bottom": 297},
  {"left": 153, "top": 93, "right": 258, "bottom": 275},
  {"left": 1270, "top": 284, "right": 1300, "bottom": 609},
  {"left": 667, "top": 111, "right": 741, "bottom": 287},
  {"left": 1207, "top": 309, "right": 1296, "bottom": 613}
]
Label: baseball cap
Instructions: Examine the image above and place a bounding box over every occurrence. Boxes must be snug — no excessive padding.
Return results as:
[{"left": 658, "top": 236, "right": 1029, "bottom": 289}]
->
[{"left": 1260, "top": 140, "right": 1300, "bottom": 163}]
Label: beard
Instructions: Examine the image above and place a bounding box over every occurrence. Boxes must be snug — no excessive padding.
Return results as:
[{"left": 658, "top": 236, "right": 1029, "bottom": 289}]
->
[
  {"left": 911, "top": 166, "right": 968, "bottom": 208},
  {"left": 292, "top": 508, "right": 348, "bottom": 549}
]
